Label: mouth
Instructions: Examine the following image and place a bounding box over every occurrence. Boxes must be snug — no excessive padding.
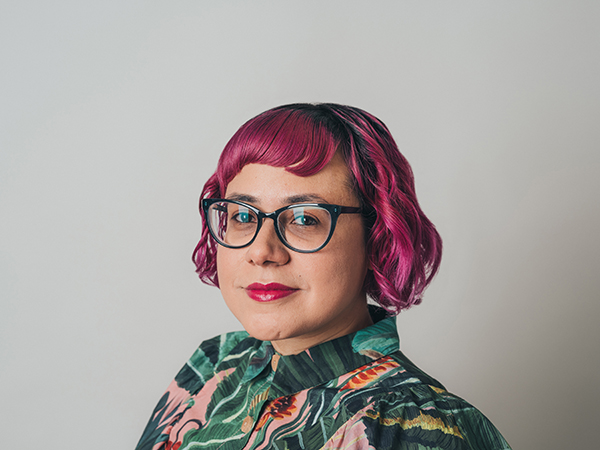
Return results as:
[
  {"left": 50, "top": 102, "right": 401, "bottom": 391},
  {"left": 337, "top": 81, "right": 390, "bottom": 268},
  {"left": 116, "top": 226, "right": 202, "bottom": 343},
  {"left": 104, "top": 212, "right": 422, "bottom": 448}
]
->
[{"left": 245, "top": 283, "right": 298, "bottom": 302}]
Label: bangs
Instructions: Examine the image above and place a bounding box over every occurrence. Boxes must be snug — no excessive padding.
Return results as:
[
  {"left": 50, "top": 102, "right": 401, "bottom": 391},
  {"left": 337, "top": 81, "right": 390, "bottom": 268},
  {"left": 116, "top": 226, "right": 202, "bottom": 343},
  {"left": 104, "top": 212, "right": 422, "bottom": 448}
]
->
[{"left": 215, "top": 106, "right": 342, "bottom": 194}]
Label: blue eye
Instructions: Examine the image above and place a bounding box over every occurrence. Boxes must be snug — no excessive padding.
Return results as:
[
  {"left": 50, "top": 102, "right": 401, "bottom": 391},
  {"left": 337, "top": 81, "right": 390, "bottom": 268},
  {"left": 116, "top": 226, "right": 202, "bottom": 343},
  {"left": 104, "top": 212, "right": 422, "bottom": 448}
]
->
[{"left": 232, "top": 207, "right": 254, "bottom": 224}]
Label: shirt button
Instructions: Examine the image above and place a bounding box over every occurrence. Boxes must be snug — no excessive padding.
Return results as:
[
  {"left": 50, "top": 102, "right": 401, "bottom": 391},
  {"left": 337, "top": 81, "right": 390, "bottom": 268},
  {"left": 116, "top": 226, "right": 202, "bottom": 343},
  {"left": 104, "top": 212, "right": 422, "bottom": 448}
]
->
[
  {"left": 271, "top": 354, "right": 280, "bottom": 371},
  {"left": 241, "top": 415, "right": 254, "bottom": 433}
]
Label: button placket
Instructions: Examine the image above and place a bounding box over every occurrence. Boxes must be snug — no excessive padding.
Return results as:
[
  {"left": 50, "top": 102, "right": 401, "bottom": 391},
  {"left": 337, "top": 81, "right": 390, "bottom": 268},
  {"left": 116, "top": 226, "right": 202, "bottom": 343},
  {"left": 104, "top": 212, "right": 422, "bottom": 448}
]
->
[
  {"left": 270, "top": 354, "right": 281, "bottom": 372},
  {"left": 240, "top": 386, "right": 271, "bottom": 433},
  {"left": 240, "top": 415, "right": 254, "bottom": 433},
  {"left": 239, "top": 354, "right": 280, "bottom": 435}
]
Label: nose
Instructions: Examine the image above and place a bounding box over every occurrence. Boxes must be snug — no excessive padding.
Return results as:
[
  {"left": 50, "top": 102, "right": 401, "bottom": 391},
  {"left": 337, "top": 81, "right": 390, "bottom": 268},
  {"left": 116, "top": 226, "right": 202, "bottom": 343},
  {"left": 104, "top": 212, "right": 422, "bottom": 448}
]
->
[{"left": 244, "top": 217, "right": 290, "bottom": 266}]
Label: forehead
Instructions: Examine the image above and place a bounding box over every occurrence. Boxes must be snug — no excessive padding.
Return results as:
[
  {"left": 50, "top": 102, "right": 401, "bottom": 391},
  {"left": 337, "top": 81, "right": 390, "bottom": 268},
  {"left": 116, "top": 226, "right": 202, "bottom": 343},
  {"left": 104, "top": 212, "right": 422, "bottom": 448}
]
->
[{"left": 224, "top": 152, "right": 357, "bottom": 206}]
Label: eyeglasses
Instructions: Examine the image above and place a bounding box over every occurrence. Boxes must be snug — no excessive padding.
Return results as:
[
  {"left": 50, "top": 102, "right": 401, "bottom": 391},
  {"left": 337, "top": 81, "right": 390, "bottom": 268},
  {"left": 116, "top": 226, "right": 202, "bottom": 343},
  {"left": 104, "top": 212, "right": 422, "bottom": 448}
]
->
[{"left": 202, "top": 199, "right": 361, "bottom": 253}]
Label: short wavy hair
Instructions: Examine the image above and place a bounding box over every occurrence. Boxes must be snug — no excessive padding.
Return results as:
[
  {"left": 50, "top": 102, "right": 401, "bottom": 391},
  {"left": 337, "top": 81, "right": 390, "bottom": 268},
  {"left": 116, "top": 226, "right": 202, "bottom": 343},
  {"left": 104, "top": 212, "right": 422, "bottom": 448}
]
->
[{"left": 193, "top": 103, "right": 442, "bottom": 314}]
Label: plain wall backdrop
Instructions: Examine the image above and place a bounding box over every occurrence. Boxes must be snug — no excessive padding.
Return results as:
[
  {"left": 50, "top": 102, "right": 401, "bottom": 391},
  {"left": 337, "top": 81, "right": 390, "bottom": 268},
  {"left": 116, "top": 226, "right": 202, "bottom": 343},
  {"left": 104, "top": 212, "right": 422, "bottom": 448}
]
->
[{"left": 1, "top": 1, "right": 599, "bottom": 449}]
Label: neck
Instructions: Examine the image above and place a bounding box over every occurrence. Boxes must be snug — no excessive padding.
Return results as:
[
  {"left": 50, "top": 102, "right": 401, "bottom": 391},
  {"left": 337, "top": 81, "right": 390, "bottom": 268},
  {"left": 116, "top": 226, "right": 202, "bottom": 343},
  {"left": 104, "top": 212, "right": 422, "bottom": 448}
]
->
[{"left": 270, "top": 303, "right": 374, "bottom": 355}]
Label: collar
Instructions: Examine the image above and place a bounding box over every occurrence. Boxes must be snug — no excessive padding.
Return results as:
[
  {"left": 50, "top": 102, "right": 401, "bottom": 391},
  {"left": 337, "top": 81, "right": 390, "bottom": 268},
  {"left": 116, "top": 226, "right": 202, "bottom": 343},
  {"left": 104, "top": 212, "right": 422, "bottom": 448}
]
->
[{"left": 240, "top": 307, "right": 399, "bottom": 398}]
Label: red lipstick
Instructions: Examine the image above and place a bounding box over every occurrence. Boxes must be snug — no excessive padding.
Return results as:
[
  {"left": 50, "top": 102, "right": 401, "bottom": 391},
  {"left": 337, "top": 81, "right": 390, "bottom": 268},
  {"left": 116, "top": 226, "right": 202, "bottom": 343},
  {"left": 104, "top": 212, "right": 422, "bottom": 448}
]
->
[{"left": 245, "top": 283, "right": 298, "bottom": 302}]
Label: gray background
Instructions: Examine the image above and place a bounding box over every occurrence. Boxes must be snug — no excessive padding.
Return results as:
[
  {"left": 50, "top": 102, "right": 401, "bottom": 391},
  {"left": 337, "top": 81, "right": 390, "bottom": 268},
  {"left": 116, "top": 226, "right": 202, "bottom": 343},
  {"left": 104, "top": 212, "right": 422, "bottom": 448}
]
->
[{"left": 1, "top": 1, "right": 599, "bottom": 449}]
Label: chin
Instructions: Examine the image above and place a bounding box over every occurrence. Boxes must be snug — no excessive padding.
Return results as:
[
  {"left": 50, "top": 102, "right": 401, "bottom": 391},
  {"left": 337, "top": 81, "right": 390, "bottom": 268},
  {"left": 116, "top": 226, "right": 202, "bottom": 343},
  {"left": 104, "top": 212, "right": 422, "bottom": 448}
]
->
[
  {"left": 244, "top": 327, "right": 282, "bottom": 342},
  {"left": 241, "top": 320, "right": 290, "bottom": 343}
]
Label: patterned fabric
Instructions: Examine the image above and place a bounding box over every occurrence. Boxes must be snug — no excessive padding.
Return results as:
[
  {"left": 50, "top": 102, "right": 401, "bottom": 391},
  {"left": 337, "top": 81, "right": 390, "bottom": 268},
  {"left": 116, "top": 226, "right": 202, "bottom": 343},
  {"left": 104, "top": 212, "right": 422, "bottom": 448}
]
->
[{"left": 136, "top": 309, "right": 511, "bottom": 450}]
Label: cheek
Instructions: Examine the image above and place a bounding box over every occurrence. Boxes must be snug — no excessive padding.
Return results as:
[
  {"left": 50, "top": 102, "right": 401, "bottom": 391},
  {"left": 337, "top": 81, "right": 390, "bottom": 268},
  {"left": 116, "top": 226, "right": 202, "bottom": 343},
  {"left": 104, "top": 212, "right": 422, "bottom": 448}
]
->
[
  {"left": 216, "top": 248, "right": 235, "bottom": 287},
  {"left": 216, "top": 250, "right": 243, "bottom": 312},
  {"left": 215, "top": 249, "right": 224, "bottom": 280},
  {"left": 314, "top": 238, "right": 368, "bottom": 292}
]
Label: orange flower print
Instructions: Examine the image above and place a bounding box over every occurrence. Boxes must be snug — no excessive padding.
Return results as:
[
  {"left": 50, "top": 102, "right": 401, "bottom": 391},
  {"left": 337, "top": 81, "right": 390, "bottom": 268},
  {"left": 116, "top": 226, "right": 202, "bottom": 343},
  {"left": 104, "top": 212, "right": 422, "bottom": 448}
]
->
[
  {"left": 266, "top": 395, "right": 297, "bottom": 419},
  {"left": 340, "top": 357, "right": 400, "bottom": 391},
  {"left": 255, "top": 395, "right": 298, "bottom": 430}
]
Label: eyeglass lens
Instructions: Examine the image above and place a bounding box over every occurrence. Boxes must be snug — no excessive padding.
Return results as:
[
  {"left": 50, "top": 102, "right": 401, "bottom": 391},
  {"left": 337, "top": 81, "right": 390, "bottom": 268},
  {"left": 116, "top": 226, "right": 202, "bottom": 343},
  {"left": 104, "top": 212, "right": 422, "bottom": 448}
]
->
[{"left": 207, "top": 201, "right": 333, "bottom": 251}]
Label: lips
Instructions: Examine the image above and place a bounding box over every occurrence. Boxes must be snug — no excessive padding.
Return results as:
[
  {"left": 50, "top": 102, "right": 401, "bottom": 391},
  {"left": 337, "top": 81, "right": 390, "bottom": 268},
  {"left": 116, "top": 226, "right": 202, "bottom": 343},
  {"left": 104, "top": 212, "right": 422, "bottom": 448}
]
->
[{"left": 245, "top": 283, "right": 298, "bottom": 302}]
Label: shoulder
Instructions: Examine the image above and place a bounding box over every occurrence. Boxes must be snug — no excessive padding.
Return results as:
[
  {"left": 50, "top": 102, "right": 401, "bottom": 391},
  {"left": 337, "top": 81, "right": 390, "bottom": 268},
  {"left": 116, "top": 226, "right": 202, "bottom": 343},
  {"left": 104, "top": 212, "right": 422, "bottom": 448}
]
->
[
  {"left": 364, "top": 389, "right": 511, "bottom": 449},
  {"left": 349, "top": 352, "right": 512, "bottom": 450},
  {"left": 173, "top": 330, "right": 258, "bottom": 395}
]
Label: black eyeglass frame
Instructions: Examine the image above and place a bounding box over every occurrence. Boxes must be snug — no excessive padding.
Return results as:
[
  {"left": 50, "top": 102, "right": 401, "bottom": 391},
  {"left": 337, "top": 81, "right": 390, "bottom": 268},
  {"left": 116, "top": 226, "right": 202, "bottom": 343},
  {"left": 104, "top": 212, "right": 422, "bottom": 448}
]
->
[{"left": 202, "top": 198, "right": 362, "bottom": 253}]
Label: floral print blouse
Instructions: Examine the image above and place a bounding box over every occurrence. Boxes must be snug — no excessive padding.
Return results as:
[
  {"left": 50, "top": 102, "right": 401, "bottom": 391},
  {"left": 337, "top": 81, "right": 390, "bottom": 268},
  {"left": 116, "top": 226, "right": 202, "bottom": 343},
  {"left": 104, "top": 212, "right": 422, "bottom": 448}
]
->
[{"left": 136, "top": 308, "right": 511, "bottom": 450}]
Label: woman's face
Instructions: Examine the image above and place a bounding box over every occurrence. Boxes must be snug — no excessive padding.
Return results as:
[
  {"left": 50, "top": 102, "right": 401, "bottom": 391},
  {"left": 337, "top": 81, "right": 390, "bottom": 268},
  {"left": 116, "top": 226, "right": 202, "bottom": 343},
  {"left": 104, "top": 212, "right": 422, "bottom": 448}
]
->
[{"left": 216, "top": 152, "right": 372, "bottom": 355}]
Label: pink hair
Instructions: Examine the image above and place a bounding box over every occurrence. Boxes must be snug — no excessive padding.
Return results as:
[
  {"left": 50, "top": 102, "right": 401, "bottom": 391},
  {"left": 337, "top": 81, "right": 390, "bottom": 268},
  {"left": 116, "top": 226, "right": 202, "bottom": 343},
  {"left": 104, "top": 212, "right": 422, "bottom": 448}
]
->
[{"left": 192, "top": 103, "right": 442, "bottom": 314}]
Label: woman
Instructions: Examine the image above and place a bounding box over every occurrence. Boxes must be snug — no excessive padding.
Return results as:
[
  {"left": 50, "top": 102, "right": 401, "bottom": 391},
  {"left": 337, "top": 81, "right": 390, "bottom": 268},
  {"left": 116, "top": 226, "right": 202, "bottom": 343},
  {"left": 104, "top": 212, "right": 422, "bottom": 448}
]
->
[{"left": 136, "top": 104, "right": 511, "bottom": 450}]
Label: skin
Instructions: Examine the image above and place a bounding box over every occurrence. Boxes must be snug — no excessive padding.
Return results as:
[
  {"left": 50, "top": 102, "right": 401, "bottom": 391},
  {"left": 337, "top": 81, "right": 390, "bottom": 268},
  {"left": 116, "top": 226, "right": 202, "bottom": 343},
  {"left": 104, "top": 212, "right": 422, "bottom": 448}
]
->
[{"left": 216, "top": 151, "right": 373, "bottom": 355}]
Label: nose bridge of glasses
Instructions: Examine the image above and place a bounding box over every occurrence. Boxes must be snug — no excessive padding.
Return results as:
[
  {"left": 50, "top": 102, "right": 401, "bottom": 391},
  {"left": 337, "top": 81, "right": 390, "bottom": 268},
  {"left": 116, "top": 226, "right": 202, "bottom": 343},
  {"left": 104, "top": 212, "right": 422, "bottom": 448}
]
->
[
  {"left": 255, "top": 209, "right": 278, "bottom": 230},
  {"left": 247, "top": 210, "right": 286, "bottom": 250},
  {"left": 261, "top": 210, "right": 279, "bottom": 221}
]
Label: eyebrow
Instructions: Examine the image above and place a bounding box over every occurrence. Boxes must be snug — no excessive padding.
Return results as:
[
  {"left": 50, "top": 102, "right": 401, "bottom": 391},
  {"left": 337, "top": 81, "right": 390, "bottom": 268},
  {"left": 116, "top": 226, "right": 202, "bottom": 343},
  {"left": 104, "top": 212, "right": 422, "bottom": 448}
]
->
[
  {"left": 225, "top": 193, "right": 330, "bottom": 205},
  {"left": 225, "top": 193, "right": 259, "bottom": 203}
]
